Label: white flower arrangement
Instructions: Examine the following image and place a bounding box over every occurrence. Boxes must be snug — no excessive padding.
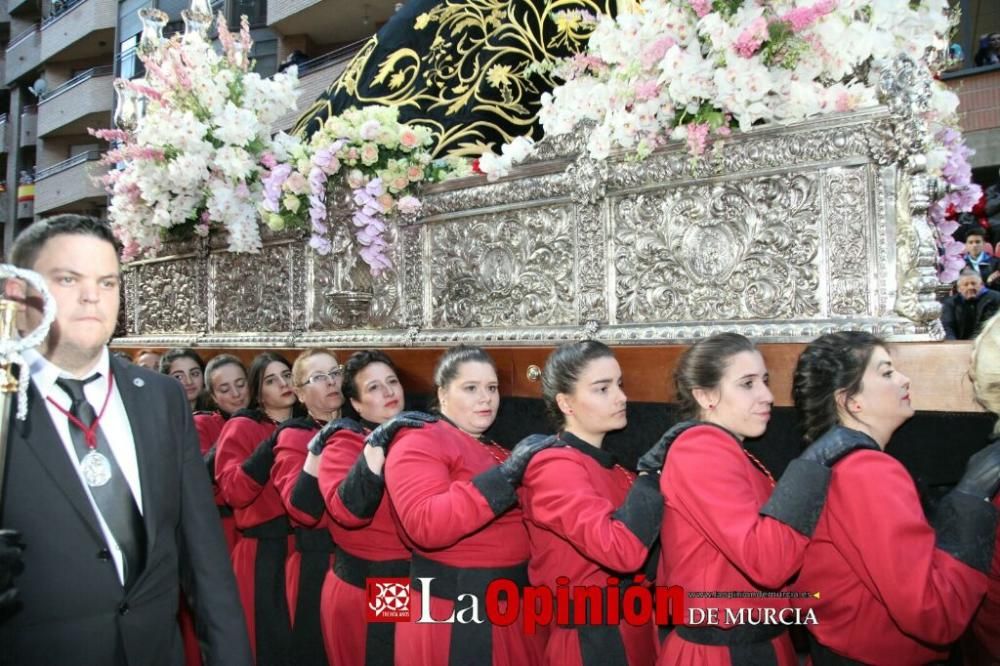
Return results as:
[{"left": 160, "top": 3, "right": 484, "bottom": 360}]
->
[
  {"left": 479, "top": 0, "right": 957, "bottom": 172},
  {"left": 92, "top": 13, "right": 299, "bottom": 260}
]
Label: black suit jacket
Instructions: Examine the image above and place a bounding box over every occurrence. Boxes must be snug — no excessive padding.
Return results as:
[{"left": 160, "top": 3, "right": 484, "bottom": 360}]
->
[
  {"left": 941, "top": 290, "right": 1000, "bottom": 340},
  {"left": 0, "top": 355, "right": 251, "bottom": 665}
]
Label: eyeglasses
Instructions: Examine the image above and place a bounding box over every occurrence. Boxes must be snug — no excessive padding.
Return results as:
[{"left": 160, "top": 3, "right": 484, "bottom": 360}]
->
[{"left": 300, "top": 367, "right": 343, "bottom": 387}]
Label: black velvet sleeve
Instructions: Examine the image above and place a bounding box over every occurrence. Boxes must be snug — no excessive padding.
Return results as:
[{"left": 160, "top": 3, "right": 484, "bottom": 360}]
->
[
  {"left": 290, "top": 471, "right": 326, "bottom": 520},
  {"left": 471, "top": 467, "right": 519, "bottom": 516},
  {"left": 337, "top": 454, "right": 386, "bottom": 519},
  {"left": 240, "top": 436, "right": 276, "bottom": 485},
  {"left": 759, "top": 459, "right": 832, "bottom": 536},
  {"left": 611, "top": 474, "right": 663, "bottom": 546},
  {"left": 204, "top": 445, "right": 217, "bottom": 480},
  {"left": 931, "top": 489, "right": 999, "bottom": 573}
]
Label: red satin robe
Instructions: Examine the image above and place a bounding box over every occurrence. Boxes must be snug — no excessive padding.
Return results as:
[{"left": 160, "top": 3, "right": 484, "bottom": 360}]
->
[
  {"left": 194, "top": 411, "right": 238, "bottom": 552},
  {"left": 657, "top": 425, "right": 805, "bottom": 666},
  {"left": 318, "top": 427, "right": 411, "bottom": 666},
  {"left": 519, "top": 434, "right": 658, "bottom": 666},
  {"left": 794, "top": 450, "right": 989, "bottom": 664},
  {"left": 385, "top": 419, "right": 546, "bottom": 666},
  {"left": 214, "top": 414, "right": 289, "bottom": 658}
]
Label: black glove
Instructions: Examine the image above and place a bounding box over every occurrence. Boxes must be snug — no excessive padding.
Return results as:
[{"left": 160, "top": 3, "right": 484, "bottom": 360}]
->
[
  {"left": 798, "top": 426, "right": 879, "bottom": 467},
  {"left": 366, "top": 411, "right": 437, "bottom": 452},
  {"left": 637, "top": 420, "right": 700, "bottom": 475},
  {"left": 307, "top": 418, "right": 365, "bottom": 456},
  {"left": 497, "top": 434, "right": 560, "bottom": 486},
  {"left": 955, "top": 441, "right": 1000, "bottom": 499},
  {"left": 204, "top": 445, "right": 217, "bottom": 480},
  {"left": 241, "top": 431, "right": 279, "bottom": 485},
  {"left": 0, "top": 530, "right": 24, "bottom": 620}
]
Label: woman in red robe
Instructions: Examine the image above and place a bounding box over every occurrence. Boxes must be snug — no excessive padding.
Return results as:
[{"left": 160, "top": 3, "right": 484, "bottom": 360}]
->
[
  {"left": 270, "top": 348, "right": 344, "bottom": 665},
  {"left": 181, "top": 354, "right": 250, "bottom": 666},
  {"left": 384, "top": 345, "right": 555, "bottom": 666},
  {"left": 196, "top": 353, "right": 250, "bottom": 553},
  {"left": 518, "top": 340, "right": 661, "bottom": 666},
  {"left": 214, "top": 352, "right": 298, "bottom": 664},
  {"left": 312, "top": 350, "right": 417, "bottom": 665},
  {"left": 641, "top": 332, "right": 873, "bottom": 666},
  {"left": 790, "top": 331, "right": 1000, "bottom": 665}
]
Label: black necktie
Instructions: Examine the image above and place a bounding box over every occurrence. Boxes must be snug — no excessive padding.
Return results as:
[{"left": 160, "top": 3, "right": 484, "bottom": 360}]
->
[{"left": 56, "top": 375, "right": 147, "bottom": 589}]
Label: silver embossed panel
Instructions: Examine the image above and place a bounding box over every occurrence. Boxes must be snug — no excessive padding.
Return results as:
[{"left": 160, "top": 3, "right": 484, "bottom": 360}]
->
[
  {"left": 613, "top": 173, "right": 822, "bottom": 323},
  {"left": 426, "top": 208, "right": 577, "bottom": 328},
  {"left": 210, "top": 242, "right": 301, "bottom": 332},
  {"left": 134, "top": 256, "right": 206, "bottom": 335}
]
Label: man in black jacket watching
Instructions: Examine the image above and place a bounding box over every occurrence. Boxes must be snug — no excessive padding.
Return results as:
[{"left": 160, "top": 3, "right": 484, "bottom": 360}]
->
[{"left": 942, "top": 267, "right": 1000, "bottom": 340}]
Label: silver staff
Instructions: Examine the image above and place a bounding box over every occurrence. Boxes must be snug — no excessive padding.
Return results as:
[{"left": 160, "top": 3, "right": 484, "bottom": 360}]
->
[{"left": 0, "top": 265, "right": 56, "bottom": 514}]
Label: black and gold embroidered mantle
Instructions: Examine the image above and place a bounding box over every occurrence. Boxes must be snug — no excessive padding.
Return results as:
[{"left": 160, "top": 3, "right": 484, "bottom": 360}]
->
[{"left": 294, "top": 0, "right": 620, "bottom": 157}]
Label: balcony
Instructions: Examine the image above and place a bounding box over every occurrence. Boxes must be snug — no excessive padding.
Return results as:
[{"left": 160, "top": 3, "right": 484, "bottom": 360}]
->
[
  {"left": 0, "top": 114, "right": 8, "bottom": 153},
  {"left": 5, "top": 25, "right": 39, "bottom": 85},
  {"left": 37, "top": 66, "right": 113, "bottom": 137},
  {"left": 34, "top": 150, "right": 104, "bottom": 214},
  {"left": 269, "top": 0, "right": 379, "bottom": 43},
  {"left": 272, "top": 46, "right": 358, "bottom": 133},
  {"left": 40, "top": 0, "right": 115, "bottom": 63}
]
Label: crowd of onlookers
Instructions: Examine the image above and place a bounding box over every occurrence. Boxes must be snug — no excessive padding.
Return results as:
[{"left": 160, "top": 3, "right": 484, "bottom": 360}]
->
[{"left": 941, "top": 181, "right": 1000, "bottom": 340}]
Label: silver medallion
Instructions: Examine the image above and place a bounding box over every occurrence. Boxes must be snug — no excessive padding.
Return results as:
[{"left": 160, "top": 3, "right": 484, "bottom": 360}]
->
[{"left": 80, "top": 450, "right": 112, "bottom": 487}]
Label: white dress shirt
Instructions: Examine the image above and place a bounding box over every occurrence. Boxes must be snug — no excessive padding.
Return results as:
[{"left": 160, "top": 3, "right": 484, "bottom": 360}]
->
[{"left": 24, "top": 347, "right": 142, "bottom": 585}]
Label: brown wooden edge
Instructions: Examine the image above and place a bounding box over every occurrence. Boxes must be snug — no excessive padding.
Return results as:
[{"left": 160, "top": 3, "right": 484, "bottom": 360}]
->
[{"left": 112, "top": 341, "right": 983, "bottom": 413}]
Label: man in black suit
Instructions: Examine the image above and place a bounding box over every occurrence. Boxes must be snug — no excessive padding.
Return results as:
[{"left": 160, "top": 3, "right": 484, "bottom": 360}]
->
[
  {"left": 0, "top": 215, "right": 251, "bottom": 665},
  {"left": 942, "top": 267, "right": 1000, "bottom": 340}
]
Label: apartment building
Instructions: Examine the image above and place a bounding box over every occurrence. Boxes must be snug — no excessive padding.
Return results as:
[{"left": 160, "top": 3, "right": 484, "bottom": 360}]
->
[
  {"left": 0, "top": 0, "right": 385, "bottom": 253},
  {"left": 0, "top": 0, "right": 994, "bottom": 256}
]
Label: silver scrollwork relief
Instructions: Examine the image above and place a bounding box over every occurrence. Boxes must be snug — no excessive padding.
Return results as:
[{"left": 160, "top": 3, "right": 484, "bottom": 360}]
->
[
  {"left": 825, "top": 167, "right": 872, "bottom": 316},
  {"left": 210, "top": 242, "right": 299, "bottom": 333},
  {"left": 119, "top": 102, "right": 945, "bottom": 347},
  {"left": 133, "top": 254, "right": 207, "bottom": 335},
  {"left": 614, "top": 174, "right": 821, "bottom": 324},
  {"left": 426, "top": 208, "right": 577, "bottom": 328}
]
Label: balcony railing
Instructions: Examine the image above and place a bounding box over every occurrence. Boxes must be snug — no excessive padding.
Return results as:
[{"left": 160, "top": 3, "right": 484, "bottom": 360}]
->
[
  {"left": 296, "top": 39, "right": 366, "bottom": 77},
  {"left": 5, "top": 24, "right": 39, "bottom": 85},
  {"left": 34, "top": 151, "right": 105, "bottom": 214},
  {"left": 37, "top": 66, "right": 114, "bottom": 137},
  {"left": 41, "top": 0, "right": 87, "bottom": 27},
  {"left": 40, "top": 0, "right": 115, "bottom": 63},
  {"left": 271, "top": 43, "right": 363, "bottom": 133},
  {"left": 35, "top": 150, "right": 102, "bottom": 181}
]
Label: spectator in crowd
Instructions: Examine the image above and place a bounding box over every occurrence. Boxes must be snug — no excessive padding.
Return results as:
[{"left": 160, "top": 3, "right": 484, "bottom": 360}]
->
[
  {"left": 975, "top": 32, "right": 1000, "bottom": 67},
  {"left": 963, "top": 227, "right": 1000, "bottom": 289},
  {"left": 134, "top": 348, "right": 161, "bottom": 370},
  {"left": 941, "top": 268, "right": 1000, "bottom": 340}
]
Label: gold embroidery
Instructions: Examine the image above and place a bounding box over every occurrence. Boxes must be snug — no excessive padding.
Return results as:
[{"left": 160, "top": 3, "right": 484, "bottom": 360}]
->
[{"left": 293, "top": 0, "right": 619, "bottom": 157}]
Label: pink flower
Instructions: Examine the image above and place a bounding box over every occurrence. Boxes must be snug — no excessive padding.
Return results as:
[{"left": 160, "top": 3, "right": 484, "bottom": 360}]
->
[
  {"left": 733, "top": 17, "right": 768, "bottom": 59},
  {"left": 685, "top": 122, "right": 710, "bottom": 156},
  {"left": 780, "top": 0, "right": 836, "bottom": 33},
  {"left": 689, "top": 0, "right": 711, "bottom": 18},
  {"left": 399, "top": 129, "right": 420, "bottom": 149},
  {"left": 634, "top": 80, "right": 661, "bottom": 101},
  {"left": 260, "top": 152, "right": 277, "bottom": 169},
  {"left": 641, "top": 37, "right": 675, "bottom": 69}
]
